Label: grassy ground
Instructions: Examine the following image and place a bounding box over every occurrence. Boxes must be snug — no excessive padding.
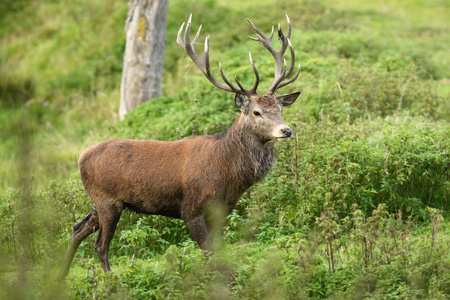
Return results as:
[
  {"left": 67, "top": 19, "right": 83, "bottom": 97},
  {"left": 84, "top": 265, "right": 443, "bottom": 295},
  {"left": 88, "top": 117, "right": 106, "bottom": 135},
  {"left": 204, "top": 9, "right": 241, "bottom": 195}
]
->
[{"left": 0, "top": 0, "right": 449, "bottom": 299}]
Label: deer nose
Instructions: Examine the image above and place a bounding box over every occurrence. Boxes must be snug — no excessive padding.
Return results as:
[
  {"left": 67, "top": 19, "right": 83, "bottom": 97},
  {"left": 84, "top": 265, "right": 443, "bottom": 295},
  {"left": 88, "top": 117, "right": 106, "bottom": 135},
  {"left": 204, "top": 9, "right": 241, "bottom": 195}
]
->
[{"left": 281, "top": 128, "right": 292, "bottom": 137}]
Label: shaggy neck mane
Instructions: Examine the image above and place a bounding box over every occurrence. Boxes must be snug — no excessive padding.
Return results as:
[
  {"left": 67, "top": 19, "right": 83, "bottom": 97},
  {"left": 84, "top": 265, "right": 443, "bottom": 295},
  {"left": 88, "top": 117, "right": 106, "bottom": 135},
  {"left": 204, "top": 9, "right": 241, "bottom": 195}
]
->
[{"left": 213, "top": 114, "right": 275, "bottom": 191}]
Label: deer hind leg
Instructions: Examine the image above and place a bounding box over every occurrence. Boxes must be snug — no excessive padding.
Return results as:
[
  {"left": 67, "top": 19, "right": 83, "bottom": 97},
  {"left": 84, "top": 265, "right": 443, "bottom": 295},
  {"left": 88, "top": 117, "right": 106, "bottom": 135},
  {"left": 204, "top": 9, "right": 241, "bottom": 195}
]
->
[
  {"left": 94, "top": 202, "right": 123, "bottom": 272},
  {"left": 57, "top": 208, "right": 99, "bottom": 281}
]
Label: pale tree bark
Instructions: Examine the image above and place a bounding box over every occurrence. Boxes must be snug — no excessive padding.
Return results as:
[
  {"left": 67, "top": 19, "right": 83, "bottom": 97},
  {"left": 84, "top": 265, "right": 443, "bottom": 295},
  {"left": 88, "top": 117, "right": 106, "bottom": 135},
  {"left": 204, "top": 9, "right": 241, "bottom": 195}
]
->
[{"left": 119, "top": 0, "right": 169, "bottom": 120}]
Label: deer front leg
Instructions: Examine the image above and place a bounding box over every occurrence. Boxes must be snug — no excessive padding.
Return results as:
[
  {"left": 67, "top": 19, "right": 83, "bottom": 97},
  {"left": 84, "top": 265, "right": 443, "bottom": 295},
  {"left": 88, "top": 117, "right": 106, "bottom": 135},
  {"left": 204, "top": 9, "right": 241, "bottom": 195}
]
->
[{"left": 184, "top": 214, "right": 212, "bottom": 252}]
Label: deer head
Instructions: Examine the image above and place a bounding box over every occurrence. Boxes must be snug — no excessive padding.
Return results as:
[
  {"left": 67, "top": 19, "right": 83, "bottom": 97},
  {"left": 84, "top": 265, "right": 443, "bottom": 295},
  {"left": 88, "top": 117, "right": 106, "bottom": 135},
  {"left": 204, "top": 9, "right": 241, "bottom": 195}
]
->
[{"left": 177, "top": 14, "right": 301, "bottom": 142}]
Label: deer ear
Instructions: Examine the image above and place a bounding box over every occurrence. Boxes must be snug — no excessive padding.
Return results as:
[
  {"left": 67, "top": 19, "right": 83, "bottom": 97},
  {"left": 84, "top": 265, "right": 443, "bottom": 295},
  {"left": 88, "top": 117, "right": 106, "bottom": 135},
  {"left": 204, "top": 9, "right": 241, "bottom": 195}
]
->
[
  {"left": 276, "top": 92, "right": 301, "bottom": 107},
  {"left": 235, "top": 93, "right": 249, "bottom": 109}
]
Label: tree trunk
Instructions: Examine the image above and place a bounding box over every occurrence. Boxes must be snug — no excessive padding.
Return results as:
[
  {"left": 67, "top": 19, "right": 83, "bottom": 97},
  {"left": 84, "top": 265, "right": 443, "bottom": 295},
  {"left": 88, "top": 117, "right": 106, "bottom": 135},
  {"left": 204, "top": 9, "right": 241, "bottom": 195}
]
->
[{"left": 119, "top": 0, "right": 169, "bottom": 120}]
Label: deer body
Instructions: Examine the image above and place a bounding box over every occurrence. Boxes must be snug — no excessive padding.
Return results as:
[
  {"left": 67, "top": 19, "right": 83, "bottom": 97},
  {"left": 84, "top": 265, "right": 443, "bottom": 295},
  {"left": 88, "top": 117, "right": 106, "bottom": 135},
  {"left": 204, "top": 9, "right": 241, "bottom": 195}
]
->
[
  {"left": 58, "top": 15, "right": 301, "bottom": 280},
  {"left": 80, "top": 114, "right": 275, "bottom": 220}
]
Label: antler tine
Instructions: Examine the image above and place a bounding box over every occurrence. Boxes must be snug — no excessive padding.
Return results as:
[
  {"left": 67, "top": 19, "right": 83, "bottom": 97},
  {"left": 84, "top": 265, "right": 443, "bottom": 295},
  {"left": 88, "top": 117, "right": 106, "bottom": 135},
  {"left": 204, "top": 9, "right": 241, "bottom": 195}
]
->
[
  {"left": 183, "top": 17, "right": 195, "bottom": 56},
  {"left": 234, "top": 76, "right": 247, "bottom": 92},
  {"left": 176, "top": 22, "right": 185, "bottom": 47},
  {"left": 203, "top": 35, "right": 211, "bottom": 76},
  {"left": 192, "top": 24, "right": 202, "bottom": 46},
  {"left": 248, "top": 52, "right": 260, "bottom": 95},
  {"left": 285, "top": 14, "right": 292, "bottom": 39},
  {"left": 283, "top": 38, "right": 295, "bottom": 79},
  {"left": 269, "top": 26, "right": 275, "bottom": 41},
  {"left": 277, "top": 63, "right": 301, "bottom": 90},
  {"left": 219, "top": 62, "right": 239, "bottom": 91}
]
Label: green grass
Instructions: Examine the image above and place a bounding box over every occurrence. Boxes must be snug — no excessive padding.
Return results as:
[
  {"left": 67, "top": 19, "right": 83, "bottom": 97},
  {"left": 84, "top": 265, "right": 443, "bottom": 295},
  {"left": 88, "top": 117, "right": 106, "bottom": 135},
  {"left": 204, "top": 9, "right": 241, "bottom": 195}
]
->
[{"left": 0, "top": 0, "right": 449, "bottom": 298}]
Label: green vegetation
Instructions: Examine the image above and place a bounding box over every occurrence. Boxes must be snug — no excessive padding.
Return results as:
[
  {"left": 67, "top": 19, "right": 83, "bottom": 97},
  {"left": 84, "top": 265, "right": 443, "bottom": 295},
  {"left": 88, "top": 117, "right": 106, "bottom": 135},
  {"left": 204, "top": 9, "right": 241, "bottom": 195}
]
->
[{"left": 1, "top": 0, "right": 449, "bottom": 299}]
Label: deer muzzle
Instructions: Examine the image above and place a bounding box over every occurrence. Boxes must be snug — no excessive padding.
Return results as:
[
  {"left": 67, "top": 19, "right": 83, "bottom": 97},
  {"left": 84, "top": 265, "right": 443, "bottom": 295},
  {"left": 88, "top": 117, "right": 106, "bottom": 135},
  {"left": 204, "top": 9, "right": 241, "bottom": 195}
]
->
[{"left": 272, "top": 124, "right": 292, "bottom": 141}]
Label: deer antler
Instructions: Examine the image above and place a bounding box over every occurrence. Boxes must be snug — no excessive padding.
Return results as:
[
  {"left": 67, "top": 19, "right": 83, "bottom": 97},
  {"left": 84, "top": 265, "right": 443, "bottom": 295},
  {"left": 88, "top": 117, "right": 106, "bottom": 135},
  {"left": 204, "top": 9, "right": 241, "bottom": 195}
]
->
[
  {"left": 177, "top": 14, "right": 260, "bottom": 97},
  {"left": 247, "top": 15, "right": 301, "bottom": 95}
]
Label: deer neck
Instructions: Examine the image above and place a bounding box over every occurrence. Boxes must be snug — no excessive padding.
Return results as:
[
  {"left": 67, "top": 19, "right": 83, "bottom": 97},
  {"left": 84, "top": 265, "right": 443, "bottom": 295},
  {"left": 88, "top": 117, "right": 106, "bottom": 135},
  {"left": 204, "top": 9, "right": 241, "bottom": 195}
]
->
[{"left": 216, "top": 114, "right": 276, "bottom": 187}]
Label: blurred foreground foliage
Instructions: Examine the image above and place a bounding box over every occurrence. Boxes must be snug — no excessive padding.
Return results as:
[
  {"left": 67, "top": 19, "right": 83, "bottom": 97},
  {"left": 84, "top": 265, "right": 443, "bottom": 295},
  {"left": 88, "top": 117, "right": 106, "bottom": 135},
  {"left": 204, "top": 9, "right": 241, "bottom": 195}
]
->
[{"left": 0, "top": 0, "right": 449, "bottom": 298}]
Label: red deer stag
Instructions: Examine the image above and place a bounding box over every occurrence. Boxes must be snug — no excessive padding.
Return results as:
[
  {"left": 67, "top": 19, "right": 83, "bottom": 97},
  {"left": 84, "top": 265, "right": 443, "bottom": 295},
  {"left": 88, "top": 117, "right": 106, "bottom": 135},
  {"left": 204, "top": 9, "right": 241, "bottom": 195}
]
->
[{"left": 57, "top": 14, "right": 301, "bottom": 280}]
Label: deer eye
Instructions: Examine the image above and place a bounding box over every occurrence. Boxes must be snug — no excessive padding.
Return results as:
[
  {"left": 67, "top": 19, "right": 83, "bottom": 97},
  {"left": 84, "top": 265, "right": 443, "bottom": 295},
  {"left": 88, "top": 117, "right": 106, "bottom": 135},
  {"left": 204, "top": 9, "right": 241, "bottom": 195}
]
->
[{"left": 253, "top": 111, "right": 262, "bottom": 117}]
